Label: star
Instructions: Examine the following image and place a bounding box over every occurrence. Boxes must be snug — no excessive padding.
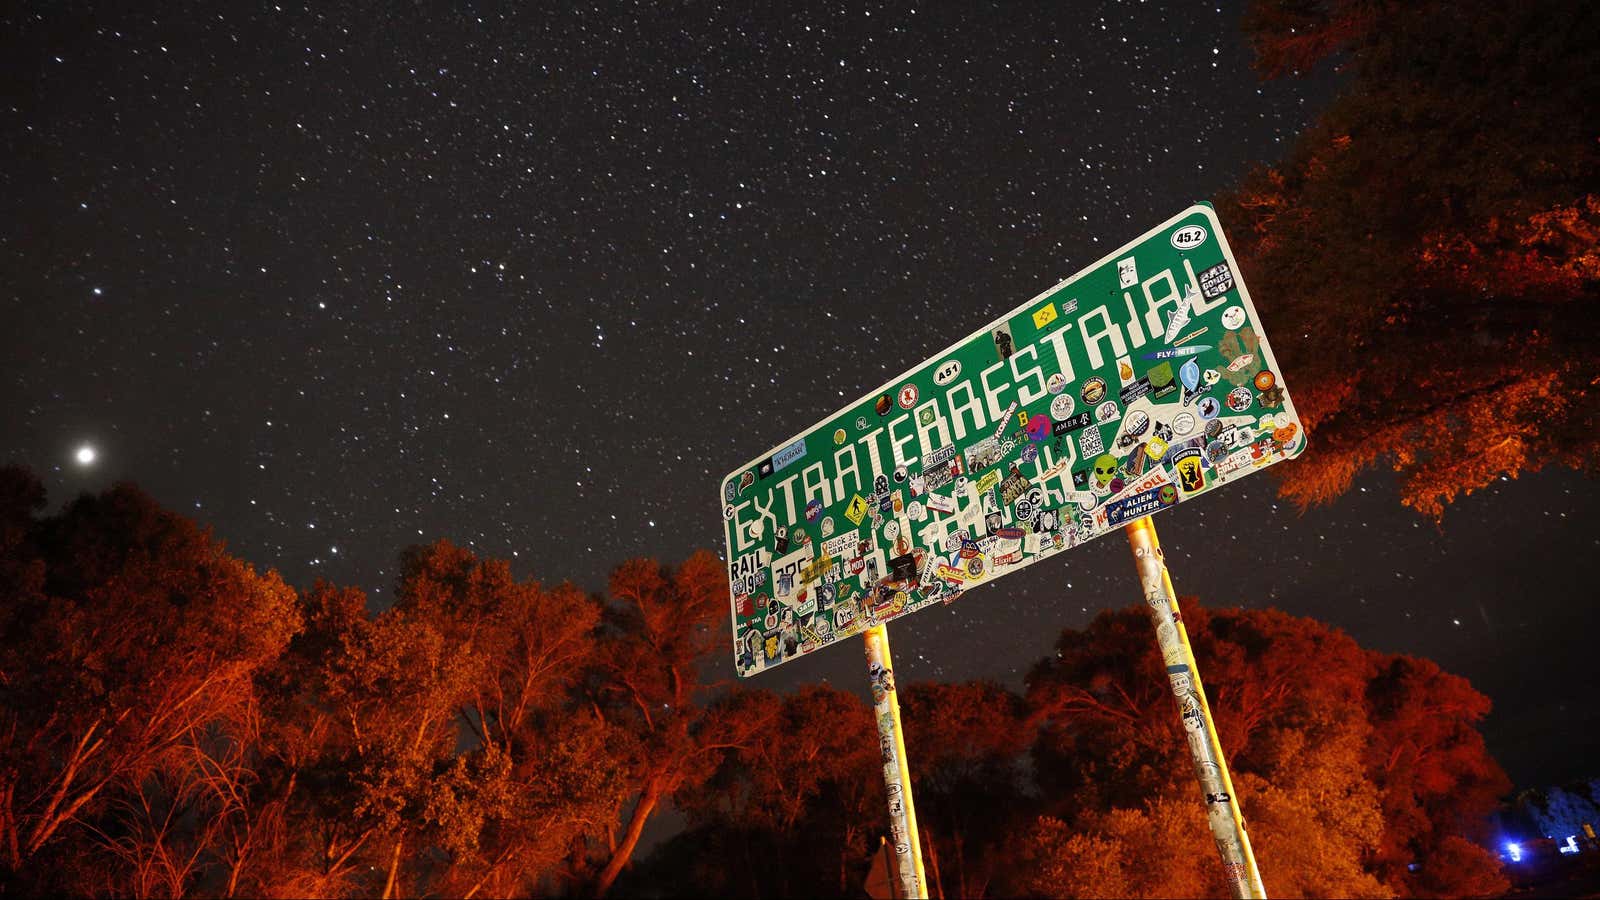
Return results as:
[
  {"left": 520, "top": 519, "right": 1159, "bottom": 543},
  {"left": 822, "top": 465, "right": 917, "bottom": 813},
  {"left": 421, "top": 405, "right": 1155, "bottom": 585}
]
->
[{"left": 75, "top": 445, "right": 96, "bottom": 466}]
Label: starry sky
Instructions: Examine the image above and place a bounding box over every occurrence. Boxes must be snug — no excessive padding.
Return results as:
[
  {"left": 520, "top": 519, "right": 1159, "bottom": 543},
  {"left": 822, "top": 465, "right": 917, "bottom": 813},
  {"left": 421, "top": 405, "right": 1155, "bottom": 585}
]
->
[{"left": 4, "top": 2, "right": 1596, "bottom": 791}]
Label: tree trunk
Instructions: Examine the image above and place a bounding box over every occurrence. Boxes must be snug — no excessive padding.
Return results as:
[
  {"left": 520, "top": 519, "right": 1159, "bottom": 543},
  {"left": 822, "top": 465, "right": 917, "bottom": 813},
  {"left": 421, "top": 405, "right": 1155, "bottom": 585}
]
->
[
  {"left": 592, "top": 777, "right": 663, "bottom": 897},
  {"left": 380, "top": 838, "right": 402, "bottom": 899}
]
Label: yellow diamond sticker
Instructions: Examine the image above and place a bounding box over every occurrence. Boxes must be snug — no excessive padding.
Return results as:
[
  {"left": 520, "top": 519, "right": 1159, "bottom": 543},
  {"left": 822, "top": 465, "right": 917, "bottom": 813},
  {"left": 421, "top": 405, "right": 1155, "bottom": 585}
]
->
[
  {"left": 844, "top": 494, "right": 868, "bottom": 525},
  {"left": 1031, "top": 302, "right": 1058, "bottom": 330}
]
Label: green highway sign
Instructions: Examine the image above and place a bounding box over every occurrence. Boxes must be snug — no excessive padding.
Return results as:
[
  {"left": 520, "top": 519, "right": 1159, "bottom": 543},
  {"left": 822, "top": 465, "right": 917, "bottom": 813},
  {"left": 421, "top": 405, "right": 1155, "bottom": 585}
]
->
[{"left": 721, "top": 204, "right": 1306, "bottom": 677}]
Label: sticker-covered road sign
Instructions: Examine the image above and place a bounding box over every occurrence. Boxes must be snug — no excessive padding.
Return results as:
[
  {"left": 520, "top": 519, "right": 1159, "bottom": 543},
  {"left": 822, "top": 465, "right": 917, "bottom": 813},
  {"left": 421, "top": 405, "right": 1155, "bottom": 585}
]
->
[{"left": 721, "top": 204, "right": 1305, "bottom": 677}]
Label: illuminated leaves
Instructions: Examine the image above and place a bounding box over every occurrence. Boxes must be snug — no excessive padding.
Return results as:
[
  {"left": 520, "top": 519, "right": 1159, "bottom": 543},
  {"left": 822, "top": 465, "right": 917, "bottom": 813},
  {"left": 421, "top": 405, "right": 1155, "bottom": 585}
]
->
[{"left": 1222, "top": 2, "right": 1600, "bottom": 517}]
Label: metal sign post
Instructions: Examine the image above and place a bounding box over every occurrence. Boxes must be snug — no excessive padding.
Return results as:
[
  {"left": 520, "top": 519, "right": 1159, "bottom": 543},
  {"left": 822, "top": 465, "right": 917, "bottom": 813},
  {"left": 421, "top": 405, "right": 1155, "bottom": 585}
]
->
[
  {"left": 863, "top": 624, "right": 928, "bottom": 900},
  {"left": 1124, "top": 515, "right": 1266, "bottom": 899}
]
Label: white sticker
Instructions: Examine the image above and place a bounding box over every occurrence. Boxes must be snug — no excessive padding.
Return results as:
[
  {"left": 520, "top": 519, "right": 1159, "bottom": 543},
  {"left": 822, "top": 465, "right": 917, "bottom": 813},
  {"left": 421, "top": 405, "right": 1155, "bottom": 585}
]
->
[
  {"left": 1117, "top": 257, "right": 1138, "bottom": 288},
  {"left": 1221, "top": 306, "right": 1246, "bottom": 330},
  {"left": 933, "top": 359, "right": 962, "bottom": 386},
  {"left": 1078, "top": 427, "right": 1104, "bottom": 456},
  {"left": 1170, "top": 224, "right": 1208, "bottom": 250},
  {"left": 822, "top": 531, "right": 858, "bottom": 559},
  {"left": 1050, "top": 393, "right": 1075, "bottom": 421},
  {"left": 1163, "top": 285, "right": 1197, "bottom": 344},
  {"left": 771, "top": 545, "right": 815, "bottom": 601}
]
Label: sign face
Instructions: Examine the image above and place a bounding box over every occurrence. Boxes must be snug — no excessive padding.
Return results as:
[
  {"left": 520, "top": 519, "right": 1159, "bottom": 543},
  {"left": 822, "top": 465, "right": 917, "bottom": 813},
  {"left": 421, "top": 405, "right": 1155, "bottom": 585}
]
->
[{"left": 721, "top": 204, "right": 1306, "bottom": 677}]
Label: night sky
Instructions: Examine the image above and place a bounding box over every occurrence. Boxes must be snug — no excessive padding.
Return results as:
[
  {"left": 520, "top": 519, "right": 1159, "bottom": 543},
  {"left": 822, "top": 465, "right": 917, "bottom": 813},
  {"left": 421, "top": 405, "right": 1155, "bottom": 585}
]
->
[{"left": 5, "top": 3, "right": 1596, "bottom": 791}]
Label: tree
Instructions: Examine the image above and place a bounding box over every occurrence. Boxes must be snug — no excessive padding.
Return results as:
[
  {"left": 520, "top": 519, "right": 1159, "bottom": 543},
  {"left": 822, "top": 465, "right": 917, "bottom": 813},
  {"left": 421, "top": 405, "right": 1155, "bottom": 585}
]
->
[
  {"left": 635, "top": 685, "right": 878, "bottom": 898},
  {"left": 1221, "top": 0, "right": 1600, "bottom": 515},
  {"left": 1363, "top": 655, "right": 1510, "bottom": 891},
  {"left": 1017, "top": 603, "right": 1507, "bottom": 897},
  {"left": 247, "top": 542, "right": 630, "bottom": 898},
  {"left": 584, "top": 551, "right": 769, "bottom": 896},
  {"left": 387, "top": 540, "right": 625, "bottom": 898},
  {"left": 899, "top": 681, "right": 1032, "bottom": 899},
  {"left": 0, "top": 470, "right": 300, "bottom": 895}
]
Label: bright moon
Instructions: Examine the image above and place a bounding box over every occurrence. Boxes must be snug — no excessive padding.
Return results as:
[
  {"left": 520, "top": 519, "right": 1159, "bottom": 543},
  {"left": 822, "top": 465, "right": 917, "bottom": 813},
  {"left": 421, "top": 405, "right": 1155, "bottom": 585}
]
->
[{"left": 75, "top": 445, "right": 96, "bottom": 465}]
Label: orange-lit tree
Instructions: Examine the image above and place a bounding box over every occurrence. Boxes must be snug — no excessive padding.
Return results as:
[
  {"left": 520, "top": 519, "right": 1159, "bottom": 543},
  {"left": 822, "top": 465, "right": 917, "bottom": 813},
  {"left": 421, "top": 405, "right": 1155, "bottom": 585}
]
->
[
  {"left": 0, "top": 468, "right": 300, "bottom": 895},
  {"left": 1221, "top": 0, "right": 1600, "bottom": 515},
  {"left": 898, "top": 681, "right": 1032, "bottom": 899},
  {"left": 634, "top": 685, "right": 879, "bottom": 898},
  {"left": 584, "top": 551, "right": 771, "bottom": 896},
  {"left": 1017, "top": 603, "right": 1509, "bottom": 897}
]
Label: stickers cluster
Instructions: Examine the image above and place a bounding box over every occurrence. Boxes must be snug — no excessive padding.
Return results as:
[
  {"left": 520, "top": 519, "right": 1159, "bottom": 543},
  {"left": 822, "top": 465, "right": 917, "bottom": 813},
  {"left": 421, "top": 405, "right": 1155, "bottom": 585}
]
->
[{"left": 722, "top": 206, "right": 1306, "bottom": 677}]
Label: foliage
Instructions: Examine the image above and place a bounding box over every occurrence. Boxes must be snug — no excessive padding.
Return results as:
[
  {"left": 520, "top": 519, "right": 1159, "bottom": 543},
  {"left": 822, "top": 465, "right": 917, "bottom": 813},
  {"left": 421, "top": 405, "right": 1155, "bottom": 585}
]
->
[
  {"left": 620, "top": 685, "right": 880, "bottom": 898},
  {"left": 1221, "top": 0, "right": 1600, "bottom": 515},
  {"left": 1014, "top": 604, "right": 1507, "bottom": 898},
  {"left": 0, "top": 467, "right": 299, "bottom": 895},
  {"left": 0, "top": 468, "right": 1520, "bottom": 897}
]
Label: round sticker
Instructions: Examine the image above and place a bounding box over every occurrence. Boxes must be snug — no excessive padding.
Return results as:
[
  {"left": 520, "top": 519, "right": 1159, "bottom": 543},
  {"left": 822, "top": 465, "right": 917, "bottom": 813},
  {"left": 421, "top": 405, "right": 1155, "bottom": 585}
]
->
[
  {"left": 856, "top": 416, "right": 869, "bottom": 430},
  {"left": 1096, "top": 400, "right": 1121, "bottom": 423},
  {"left": 906, "top": 501, "right": 924, "bottom": 520},
  {"left": 1125, "top": 410, "right": 1150, "bottom": 438},
  {"left": 893, "top": 465, "right": 908, "bottom": 484},
  {"left": 964, "top": 556, "right": 985, "bottom": 579},
  {"left": 1047, "top": 372, "right": 1068, "bottom": 394},
  {"left": 1227, "top": 386, "right": 1253, "bottom": 412},
  {"left": 897, "top": 384, "right": 919, "bottom": 409},
  {"left": 1171, "top": 224, "right": 1208, "bottom": 250},
  {"left": 943, "top": 532, "right": 962, "bottom": 553},
  {"left": 1050, "top": 393, "right": 1075, "bottom": 420},
  {"left": 1254, "top": 370, "right": 1276, "bottom": 392},
  {"left": 834, "top": 428, "right": 847, "bottom": 445},
  {"left": 821, "top": 516, "right": 835, "bottom": 537},
  {"left": 724, "top": 504, "right": 735, "bottom": 520},
  {"left": 1173, "top": 412, "right": 1197, "bottom": 436},
  {"left": 1197, "top": 396, "right": 1221, "bottom": 420},
  {"left": 1019, "top": 443, "right": 1039, "bottom": 463},
  {"left": 875, "top": 394, "right": 893, "bottom": 416},
  {"left": 933, "top": 359, "right": 962, "bottom": 385},
  {"left": 1081, "top": 377, "right": 1107, "bottom": 405},
  {"left": 1026, "top": 414, "right": 1051, "bottom": 441},
  {"left": 1221, "top": 306, "right": 1246, "bottom": 330},
  {"left": 1157, "top": 484, "right": 1179, "bottom": 506},
  {"left": 883, "top": 520, "right": 900, "bottom": 541}
]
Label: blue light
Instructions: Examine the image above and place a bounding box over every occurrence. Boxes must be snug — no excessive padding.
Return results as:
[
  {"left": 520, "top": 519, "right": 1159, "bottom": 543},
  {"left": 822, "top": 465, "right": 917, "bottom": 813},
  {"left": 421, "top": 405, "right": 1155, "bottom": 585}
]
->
[{"left": 1507, "top": 842, "right": 1522, "bottom": 862}]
